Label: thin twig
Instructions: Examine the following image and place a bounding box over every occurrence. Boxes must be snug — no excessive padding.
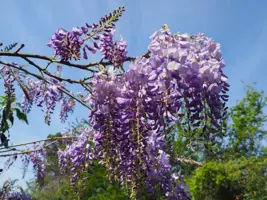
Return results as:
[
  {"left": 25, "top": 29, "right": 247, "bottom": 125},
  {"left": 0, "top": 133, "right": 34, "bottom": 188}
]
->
[
  {"left": 22, "top": 56, "right": 92, "bottom": 84},
  {"left": 0, "top": 136, "right": 77, "bottom": 150},
  {"left": 0, "top": 141, "right": 58, "bottom": 157},
  {"left": 0, "top": 50, "right": 150, "bottom": 70},
  {"left": 14, "top": 44, "right": 25, "bottom": 54},
  {"left": 176, "top": 157, "right": 202, "bottom": 167},
  {"left": 0, "top": 148, "right": 18, "bottom": 153},
  {"left": 0, "top": 61, "right": 93, "bottom": 110}
]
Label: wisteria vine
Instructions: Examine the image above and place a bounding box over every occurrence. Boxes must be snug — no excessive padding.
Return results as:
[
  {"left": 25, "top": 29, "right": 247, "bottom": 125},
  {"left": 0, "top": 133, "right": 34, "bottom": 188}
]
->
[{"left": 0, "top": 6, "right": 229, "bottom": 200}]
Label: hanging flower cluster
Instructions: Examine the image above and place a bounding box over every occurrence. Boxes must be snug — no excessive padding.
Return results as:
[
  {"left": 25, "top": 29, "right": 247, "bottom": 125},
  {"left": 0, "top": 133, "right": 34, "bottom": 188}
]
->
[
  {"left": 88, "top": 27, "right": 228, "bottom": 199},
  {"left": 21, "top": 149, "right": 46, "bottom": 185},
  {"left": 47, "top": 6, "right": 127, "bottom": 65},
  {"left": 0, "top": 180, "right": 32, "bottom": 200},
  {"left": 98, "top": 29, "right": 127, "bottom": 67},
  {"left": 21, "top": 77, "right": 64, "bottom": 124},
  {"left": 57, "top": 126, "right": 96, "bottom": 186},
  {"left": 0, "top": 66, "right": 16, "bottom": 98},
  {"left": 47, "top": 27, "right": 84, "bottom": 61}
]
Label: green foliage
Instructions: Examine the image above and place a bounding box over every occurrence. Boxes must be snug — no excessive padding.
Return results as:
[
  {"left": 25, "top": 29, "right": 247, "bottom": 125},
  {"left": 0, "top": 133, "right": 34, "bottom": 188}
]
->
[
  {"left": 0, "top": 42, "right": 18, "bottom": 52},
  {"left": 14, "top": 108, "right": 28, "bottom": 124},
  {"left": 80, "top": 164, "right": 129, "bottom": 200},
  {"left": 187, "top": 157, "right": 267, "bottom": 200},
  {"left": 185, "top": 86, "right": 267, "bottom": 200},
  {"left": 225, "top": 86, "right": 267, "bottom": 157},
  {"left": 0, "top": 95, "right": 28, "bottom": 147},
  {"left": 27, "top": 163, "right": 129, "bottom": 200}
]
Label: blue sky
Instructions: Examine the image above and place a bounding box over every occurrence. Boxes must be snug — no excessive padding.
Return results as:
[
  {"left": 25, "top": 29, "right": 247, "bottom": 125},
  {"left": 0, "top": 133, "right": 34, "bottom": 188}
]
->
[{"left": 1, "top": 0, "right": 267, "bottom": 187}]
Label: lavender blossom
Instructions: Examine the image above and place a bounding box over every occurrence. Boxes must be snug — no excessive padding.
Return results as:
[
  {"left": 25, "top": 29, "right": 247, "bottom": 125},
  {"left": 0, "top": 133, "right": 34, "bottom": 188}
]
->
[
  {"left": 59, "top": 96, "right": 75, "bottom": 123},
  {"left": 57, "top": 127, "right": 95, "bottom": 185},
  {"left": 47, "top": 27, "right": 84, "bottom": 61},
  {"left": 88, "top": 27, "right": 228, "bottom": 199},
  {"left": 0, "top": 180, "right": 32, "bottom": 200},
  {"left": 21, "top": 76, "right": 77, "bottom": 124},
  {"left": 98, "top": 29, "right": 127, "bottom": 67}
]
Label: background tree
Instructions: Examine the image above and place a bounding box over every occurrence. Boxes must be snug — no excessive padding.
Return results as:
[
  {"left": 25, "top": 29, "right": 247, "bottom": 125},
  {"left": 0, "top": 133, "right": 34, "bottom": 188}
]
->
[{"left": 186, "top": 85, "right": 267, "bottom": 200}]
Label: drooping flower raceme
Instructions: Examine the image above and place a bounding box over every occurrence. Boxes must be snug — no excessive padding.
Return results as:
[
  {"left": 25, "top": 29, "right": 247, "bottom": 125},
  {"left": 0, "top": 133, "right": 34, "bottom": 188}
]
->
[
  {"left": 47, "top": 27, "right": 84, "bottom": 61},
  {"left": 148, "top": 28, "right": 229, "bottom": 134},
  {"left": 21, "top": 77, "right": 65, "bottom": 124},
  {"left": 89, "top": 63, "right": 188, "bottom": 198},
  {"left": 57, "top": 126, "right": 96, "bottom": 185},
  {"left": 88, "top": 27, "right": 229, "bottom": 199},
  {"left": 20, "top": 76, "right": 77, "bottom": 124},
  {"left": 98, "top": 29, "right": 128, "bottom": 67},
  {"left": 47, "top": 6, "right": 126, "bottom": 61},
  {"left": 0, "top": 180, "right": 32, "bottom": 200},
  {"left": 59, "top": 96, "right": 76, "bottom": 123}
]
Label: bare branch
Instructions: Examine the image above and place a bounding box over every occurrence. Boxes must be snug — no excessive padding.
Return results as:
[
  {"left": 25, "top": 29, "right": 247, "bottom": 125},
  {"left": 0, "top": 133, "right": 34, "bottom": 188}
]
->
[
  {"left": 0, "top": 50, "right": 150, "bottom": 70},
  {"left": 21, "top": 56, "right": 93, "bottom": 84},
  {"left": 0, "top": 61, "right": 93, "bottom": 110},
  {"left": 176, "top": 157, "right": 203, "bottom": 167},
  {"left": 14, "top": 44, "right": 25, "bottom": 54},
  {"left": 0, "top": 141, "right": 58, "bottom": 157},
  {"left": 0, "top": 136, "right": 77, "bottom": 150}
]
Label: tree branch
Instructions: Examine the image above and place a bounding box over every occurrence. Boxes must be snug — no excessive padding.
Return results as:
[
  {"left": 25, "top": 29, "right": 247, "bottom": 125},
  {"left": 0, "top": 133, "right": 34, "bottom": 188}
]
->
[
  {"left": 0, "top": 141, "right": 58, "bottom": 157},
  {"left": 176, "top": 157, "right": 203, "bottom": 167},
  {"left": 0, "top": 136, "right": 77, "bottom": 150},
  {"left": 21, "top": 56, "right": 93, "bottom": 84},
  {"left": 0, "top": 61, "right": 93, "bottom": 110},
  {"left": 0, "top": 50, "right": 150, "bottom": 70},
  {"left": 0, "top": 136, "right": 79, "bottom": 157}
]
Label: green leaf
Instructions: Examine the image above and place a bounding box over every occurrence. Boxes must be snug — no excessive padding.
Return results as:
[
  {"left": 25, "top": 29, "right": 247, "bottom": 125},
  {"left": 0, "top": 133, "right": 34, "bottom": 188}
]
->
[
  {"left": 88, "top": 140, "right": 96, "bottom": 147},
  {"left": 1, "top": 42, "right": 18, "bottom": 52},
  {"left": 15, "top": 108, "right": 29, "bottom": 124},
  {"left": 9, "top": 113, "right": 14, "bottom": 125}
]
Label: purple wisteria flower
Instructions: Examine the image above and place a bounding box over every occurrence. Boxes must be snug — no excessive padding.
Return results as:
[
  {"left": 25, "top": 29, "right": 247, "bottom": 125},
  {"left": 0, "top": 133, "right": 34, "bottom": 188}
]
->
[
  {"left": 98, "top": 29, "right": 128, "bottom": 67},
  {"left": 47, "top": 27, "right": 84, "bottom": 61},
  {"left": 20, "top": 75, "right": 78, "bottom": 124},
  {"left": 89, "top": 61, "right": 189, "bottom": 198},
  {"left": 57, "top": 127, "right": 96, "bottom": 185},
  {"left": 0, "top": 180, "right": 33, "bottom": 200},
  {"left": 47, "top": 7, "right": 126, "bottom": 61},
  {"left": 59, "top": 96, "right": 75, "bottom": 123},
  {"left": 87, "top": 27, "right": 229, "bottom": 199}
]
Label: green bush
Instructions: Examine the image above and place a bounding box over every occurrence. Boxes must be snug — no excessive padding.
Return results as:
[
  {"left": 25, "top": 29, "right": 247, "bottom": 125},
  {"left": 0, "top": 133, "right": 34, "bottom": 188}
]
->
[{"left": 187, "top": 157, "right": 267, "bottom": 200}]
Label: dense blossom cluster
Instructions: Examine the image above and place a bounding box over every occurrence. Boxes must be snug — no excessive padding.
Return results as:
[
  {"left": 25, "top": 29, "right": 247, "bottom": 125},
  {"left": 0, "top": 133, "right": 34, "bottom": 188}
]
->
[
  {"left": 57, "top": 127, "right": 96, "bottom": 185},
  {"left": 98, "top": 29, "right": 127, "bottom": 67},
  {"left": 47, "top": 6, "right": 127, "bottom": 66},
  {"left": 47, "top": 27, "right": 84, "bottom": 61},
  {"left": 88, "top": 27, "right": 228, "bottom": 199},
  {"left": 21, "top": 149, "right": 46, "bottom": 184},
  {"left": 148, "top": 28, "right": 229, "bottom": 131},
  {"left": 89, "top": 62, "right": 189, "bottom": 198}
]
